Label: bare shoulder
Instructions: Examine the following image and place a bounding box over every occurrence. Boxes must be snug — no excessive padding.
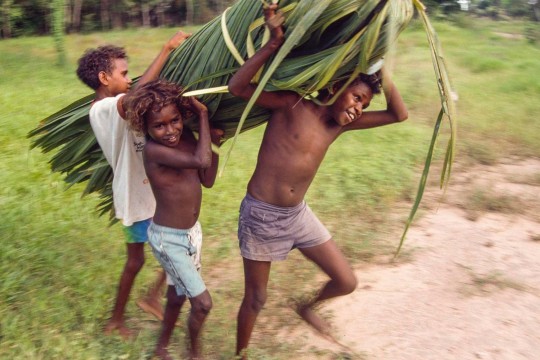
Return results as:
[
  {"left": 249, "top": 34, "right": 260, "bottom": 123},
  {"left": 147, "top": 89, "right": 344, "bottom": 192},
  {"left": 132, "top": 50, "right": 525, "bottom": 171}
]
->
[
  {"left": 249, "top": 88, "right": 302, "bottom": 111},
  {"left": 143, "top": 139, "right": 161, "bottom": 162}
]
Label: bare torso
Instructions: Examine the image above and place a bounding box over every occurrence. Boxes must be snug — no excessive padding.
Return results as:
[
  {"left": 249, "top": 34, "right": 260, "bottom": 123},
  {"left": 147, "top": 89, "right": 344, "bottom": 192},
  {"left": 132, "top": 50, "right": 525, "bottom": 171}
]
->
[
  {"left": 144, "top": 132, "right": 202, "bottom": 229},
  {"left": 248, "top": 98, "right": 342, "bottom": 207}
]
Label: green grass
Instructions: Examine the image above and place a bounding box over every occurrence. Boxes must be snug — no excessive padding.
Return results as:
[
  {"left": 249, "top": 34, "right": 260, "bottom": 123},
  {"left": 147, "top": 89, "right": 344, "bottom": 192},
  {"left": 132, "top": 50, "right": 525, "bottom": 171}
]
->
[{"left": 1, "top": 16, "right": 540, "bottom": 359}]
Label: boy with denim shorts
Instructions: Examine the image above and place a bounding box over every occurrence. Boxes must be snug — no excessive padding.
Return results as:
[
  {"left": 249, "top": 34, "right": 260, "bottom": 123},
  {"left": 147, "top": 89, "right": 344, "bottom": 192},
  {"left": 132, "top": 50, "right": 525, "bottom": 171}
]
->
[
  {"left": 76, "top": 30, "right": 190, "bottom": 339},
  {"left": 125, "top": 79, "right": 222, "bottom": 359},
  {"left": 228, "top": 4, "right": 408, "bottom": 358}
]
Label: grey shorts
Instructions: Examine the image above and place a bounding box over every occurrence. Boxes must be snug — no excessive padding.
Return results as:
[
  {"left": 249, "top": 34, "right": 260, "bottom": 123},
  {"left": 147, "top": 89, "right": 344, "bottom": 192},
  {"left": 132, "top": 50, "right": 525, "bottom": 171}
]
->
[
  {"left": 238, "top": 194, "right": 331, "bottom": 261},
  {"left": 148, "top": 222, "right": 205, "bottom": 298}
]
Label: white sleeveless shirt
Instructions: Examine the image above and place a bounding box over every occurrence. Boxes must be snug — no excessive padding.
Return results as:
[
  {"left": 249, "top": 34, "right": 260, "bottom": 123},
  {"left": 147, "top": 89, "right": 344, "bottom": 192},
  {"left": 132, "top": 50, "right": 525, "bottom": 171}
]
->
[{"left": 89, "top": 94, "right": 155, "bottom": 226}]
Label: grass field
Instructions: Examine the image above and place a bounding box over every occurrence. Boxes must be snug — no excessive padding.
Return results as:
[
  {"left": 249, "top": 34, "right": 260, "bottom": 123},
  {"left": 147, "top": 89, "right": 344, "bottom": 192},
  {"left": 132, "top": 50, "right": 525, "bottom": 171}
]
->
[{"left": 1, "top": 16, "right": 539, "bottom": 359}]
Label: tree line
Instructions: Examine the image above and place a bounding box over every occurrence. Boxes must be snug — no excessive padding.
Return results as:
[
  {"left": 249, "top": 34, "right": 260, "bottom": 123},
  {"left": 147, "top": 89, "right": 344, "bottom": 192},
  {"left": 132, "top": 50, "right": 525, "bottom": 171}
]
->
[
  {"left": 1, "top": 0, "right": 235, "bottom": 39},
  {"left": 1, "top": 0, "right": 537, "bottom": 40}
]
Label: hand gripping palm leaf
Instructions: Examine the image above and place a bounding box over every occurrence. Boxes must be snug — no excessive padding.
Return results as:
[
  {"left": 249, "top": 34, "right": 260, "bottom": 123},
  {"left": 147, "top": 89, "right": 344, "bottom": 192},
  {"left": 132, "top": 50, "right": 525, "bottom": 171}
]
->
[{"left": 28, "top": 0, "right": 455, "bottom": 253}]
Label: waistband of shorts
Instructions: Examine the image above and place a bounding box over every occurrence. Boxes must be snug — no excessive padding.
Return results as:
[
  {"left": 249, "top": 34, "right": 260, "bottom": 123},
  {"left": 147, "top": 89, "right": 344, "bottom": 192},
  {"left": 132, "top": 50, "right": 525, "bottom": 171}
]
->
[
  {"left": 149, "top": 221, "right": 198, "bottom": 235},
  {"left": 244, "top": 193, "right": 305, "bottom": 214}
]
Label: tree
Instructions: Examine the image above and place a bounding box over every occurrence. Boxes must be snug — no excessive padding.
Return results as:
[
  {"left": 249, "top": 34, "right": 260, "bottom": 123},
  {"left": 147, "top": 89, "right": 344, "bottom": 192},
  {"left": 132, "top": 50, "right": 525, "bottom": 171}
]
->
[
  {"left": 1, "top": 0, "right": 13, "bottom": 38},
  {"left": 66, "top": 0, "right": 83, "bottom": 33},
  {"left": 52, "top": 0, "right": 66, "bottom": 66}
]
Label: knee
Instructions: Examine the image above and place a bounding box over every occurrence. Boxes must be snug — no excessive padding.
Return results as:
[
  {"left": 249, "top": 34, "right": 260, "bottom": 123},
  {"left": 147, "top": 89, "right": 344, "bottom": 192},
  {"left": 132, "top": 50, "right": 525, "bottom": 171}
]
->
[
  {"left": 244, "top": 290, "right": 267, "bottom": 313},
  {"left": 340, "top": 274, "right": 358, "bottom": 295},
  {"left": 192, "top": 293, "right": 213, "bottom": 316}
]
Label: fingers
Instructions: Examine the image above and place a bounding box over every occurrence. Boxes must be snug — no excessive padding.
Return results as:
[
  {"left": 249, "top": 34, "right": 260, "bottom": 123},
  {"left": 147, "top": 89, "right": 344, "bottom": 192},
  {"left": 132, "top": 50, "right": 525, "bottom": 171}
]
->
[
  {"left": 266, "top": 10, "right": 285, "bottom": 30},
  {"left": 188, "top": 96, "right": 208, "bottom": 114},
  {"left": 167, "top": 30, "right": 192, "bottom": 50}
]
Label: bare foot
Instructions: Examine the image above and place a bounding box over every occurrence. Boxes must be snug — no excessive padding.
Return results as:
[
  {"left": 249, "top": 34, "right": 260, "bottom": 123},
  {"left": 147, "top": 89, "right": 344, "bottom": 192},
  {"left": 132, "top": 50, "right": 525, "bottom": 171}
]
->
[
  {"left": 104, "top": 320, "right": 133, "bottom": 340},
  {"left": 296, "top": 304, "right": 336, "bottom": 342},
  {"left": 153, "top": 348, "right": 174, "bottom": 360},
  {"left": 137, "top": 298, "right": 164, "bottom": 321}
]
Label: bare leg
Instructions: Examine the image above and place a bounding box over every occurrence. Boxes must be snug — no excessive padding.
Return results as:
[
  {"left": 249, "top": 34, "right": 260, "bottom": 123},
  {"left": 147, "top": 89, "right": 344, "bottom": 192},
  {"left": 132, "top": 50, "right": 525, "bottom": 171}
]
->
[
  {"left": 187, "top": 289, "right": 212, "bottom": 359},
  {"left": 296, "top": 239, "right": 357, "bottom": 337},
  {"left": 137, "top": 268, "right": 166, "bottom": 321},
  {"left": 154, "top": 286, "right": 186, "bottom": 360},
  {"left": 236, "top": 258, "right": 271, "bottom": 359},
  {"left": 104, "top": 242, "right": 145, "bottom": 339}
]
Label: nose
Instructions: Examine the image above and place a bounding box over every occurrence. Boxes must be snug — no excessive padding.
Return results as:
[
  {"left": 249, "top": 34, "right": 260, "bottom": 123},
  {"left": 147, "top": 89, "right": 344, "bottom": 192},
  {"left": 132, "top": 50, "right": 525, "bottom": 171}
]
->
[
  {"left": 165, "top": 124, "right": 174, "bottom": 134},
  {"left": 355, "top": 103, "right": 363, "bottom": 116}
]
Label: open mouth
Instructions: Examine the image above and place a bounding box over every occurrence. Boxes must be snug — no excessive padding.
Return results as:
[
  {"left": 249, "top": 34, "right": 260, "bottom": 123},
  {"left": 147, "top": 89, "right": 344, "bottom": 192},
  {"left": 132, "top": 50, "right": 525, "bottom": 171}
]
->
[
  {"left": 164, "top": 135, "right": 178, "bottom": 144},
  {"left": 346, "top": 110, "right": 356, "bottom": 122}
]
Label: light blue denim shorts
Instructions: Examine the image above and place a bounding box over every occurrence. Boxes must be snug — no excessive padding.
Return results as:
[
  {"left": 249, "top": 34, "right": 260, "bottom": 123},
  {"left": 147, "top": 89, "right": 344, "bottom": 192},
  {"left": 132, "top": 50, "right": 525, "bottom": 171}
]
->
[{"left": 147, "top": 221, "right": 205, "bottom": 298}]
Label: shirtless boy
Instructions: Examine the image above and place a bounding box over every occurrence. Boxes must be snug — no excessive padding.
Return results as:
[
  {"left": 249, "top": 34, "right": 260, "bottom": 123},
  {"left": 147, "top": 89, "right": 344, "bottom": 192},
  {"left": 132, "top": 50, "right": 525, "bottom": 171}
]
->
[
  {"left": 228, "top": 4, "right": 408, "bottom": 357},
  {"left": 76, "top": 30, "right": 190, "bottom": 338},
  {"left": 125, "top": 79, "right": 221, "bottom": 359}
]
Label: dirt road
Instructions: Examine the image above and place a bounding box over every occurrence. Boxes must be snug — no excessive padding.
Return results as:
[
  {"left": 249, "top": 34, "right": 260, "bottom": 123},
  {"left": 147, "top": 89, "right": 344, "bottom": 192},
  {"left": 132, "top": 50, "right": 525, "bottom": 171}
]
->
[{"left": 281, "top": 158, "right": 540, "bottom": 360}]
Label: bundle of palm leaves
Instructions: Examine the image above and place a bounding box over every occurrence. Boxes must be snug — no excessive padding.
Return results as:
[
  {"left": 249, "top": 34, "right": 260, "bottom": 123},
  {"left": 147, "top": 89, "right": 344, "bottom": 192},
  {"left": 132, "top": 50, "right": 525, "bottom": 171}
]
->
[{"left": 28, "top": 0, "right": 455, "bottom": 252}]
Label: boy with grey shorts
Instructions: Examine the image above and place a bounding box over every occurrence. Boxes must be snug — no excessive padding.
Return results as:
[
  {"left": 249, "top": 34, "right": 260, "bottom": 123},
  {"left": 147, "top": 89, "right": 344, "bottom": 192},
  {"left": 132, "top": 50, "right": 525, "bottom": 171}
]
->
[{"left": 238, "top": 194, "right": 331, "bottom": 261}]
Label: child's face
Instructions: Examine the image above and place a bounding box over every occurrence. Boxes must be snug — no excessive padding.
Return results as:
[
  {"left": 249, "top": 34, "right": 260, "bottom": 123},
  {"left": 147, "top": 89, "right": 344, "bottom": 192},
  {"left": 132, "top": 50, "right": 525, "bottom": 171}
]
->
[
  {"left": 102, "top": 58, "right": 132, "bottom": 95},
  {"left": 330, "top": 82, "right": 373, "bottom": 126},
  {"left": 146, "top": 103, "right": 183, "bottom": 147}
]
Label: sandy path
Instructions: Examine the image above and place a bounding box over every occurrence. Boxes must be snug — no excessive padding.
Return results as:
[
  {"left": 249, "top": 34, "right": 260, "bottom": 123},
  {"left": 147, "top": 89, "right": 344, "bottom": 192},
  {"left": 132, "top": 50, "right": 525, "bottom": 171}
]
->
[{"left": 281, "top": 158, "right": 540, "bottom": 360}]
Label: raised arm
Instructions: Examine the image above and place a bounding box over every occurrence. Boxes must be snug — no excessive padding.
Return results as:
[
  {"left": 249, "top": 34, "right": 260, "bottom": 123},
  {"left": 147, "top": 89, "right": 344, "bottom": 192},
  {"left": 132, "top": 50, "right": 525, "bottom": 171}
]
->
[
  {"left": 199, "top": 128, "right": 224, "bottom": 188},
  {"left": 146, "top": 97, "right": 212, "bottom": 170},
  {"left": 342, "top": 70, "right": 408, "bottom": 132},
  {"left": 119, "top": 30, "right": 191, "bottom": 116},
  {"left": 135, "top": 30, "right": 191, "bottom": 88},
  {"left": 228, "top": 4, "right": 297, "bottom": 109}
]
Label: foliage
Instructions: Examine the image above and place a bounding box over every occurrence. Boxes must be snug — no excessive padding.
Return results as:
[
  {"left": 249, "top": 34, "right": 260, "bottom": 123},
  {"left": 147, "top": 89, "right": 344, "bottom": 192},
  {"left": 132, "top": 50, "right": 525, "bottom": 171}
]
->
[
  {"left": 28, "top": 0, "right": 419, "bottom": 220},
  {"left": 1, "top": 18, "right": 540, "bottom": 359},
  {"left": 0, "top": 0, "right": 236, "bottom": 38},
  {"left": 51, "top": 0, "right": 66, "bottom": 66}
]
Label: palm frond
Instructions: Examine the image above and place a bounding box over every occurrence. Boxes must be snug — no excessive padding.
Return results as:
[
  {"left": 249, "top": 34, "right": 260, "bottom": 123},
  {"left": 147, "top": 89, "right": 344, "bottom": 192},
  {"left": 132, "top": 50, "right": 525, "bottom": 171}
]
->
[{"left": 29, "top": 0, "right": 455, "bottom": 252}]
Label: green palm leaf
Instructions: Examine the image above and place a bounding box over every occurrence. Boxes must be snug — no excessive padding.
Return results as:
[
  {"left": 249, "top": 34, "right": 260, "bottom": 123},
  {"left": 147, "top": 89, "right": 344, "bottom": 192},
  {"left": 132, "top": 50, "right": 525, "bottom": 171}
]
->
[{"left": 29, "top": 0, "right": 455, "bottom": 252}]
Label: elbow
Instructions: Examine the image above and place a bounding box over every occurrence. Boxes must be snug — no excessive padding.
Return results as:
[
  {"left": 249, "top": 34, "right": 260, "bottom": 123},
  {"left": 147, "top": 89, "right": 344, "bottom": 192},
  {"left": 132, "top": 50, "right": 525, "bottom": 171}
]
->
[
  {"left": 394, "top": 109, "right": 408, "bottom": 123},
  {"left": 397, "top": 111, "right": 408, "bottom": 123},
  {"left": 200, "top": 159, "right": 211, "bottom": 169},
  {"left": 200, "top": 153, "right": 212, "bottom": 169},
  {"left": 203, "top": 180, "right": 215, "bottom": 189},
  {"left": 228, "top": 80, "right": 242, "bottom": 98}
]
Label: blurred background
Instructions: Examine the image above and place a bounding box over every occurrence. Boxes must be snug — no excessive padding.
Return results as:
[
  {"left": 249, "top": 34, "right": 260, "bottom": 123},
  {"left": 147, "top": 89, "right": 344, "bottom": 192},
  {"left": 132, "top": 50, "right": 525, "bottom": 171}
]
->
[{"left": 1, "top": 1, "right": 539, "bottom": 359}]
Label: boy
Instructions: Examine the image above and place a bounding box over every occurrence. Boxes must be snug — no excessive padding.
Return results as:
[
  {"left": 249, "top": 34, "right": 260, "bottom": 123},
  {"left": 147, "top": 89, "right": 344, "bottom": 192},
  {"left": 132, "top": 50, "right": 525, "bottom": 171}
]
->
[
  {"left": 228, "top": 4, "right": 408, "bottom": 358},
  {"left": 76, "top": 30, "right": 190, "bottom": 339},
  {"left": 125, "top": 79, "right": 221, "bottom": 360}
]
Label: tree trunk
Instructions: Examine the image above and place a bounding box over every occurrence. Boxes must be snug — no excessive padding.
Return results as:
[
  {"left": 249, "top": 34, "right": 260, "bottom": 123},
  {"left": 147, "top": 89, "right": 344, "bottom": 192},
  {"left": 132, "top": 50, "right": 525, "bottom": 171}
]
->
[
  {"left": 52, "top": 0, "right": 66, "bottom": 66},
  {"left": 111, "top": 1, "right": 123, "bottom": 29},
  {"left": 100, "top": 0, "right": 110, "bottom": 30},
  {"left": 185, "top": 0, "right": 194, "bottom": 25},
  {"left": 141, "top": 2, "right": 150, "bottom": 27},
  {"left": 72, "top": 0, "right": 82, "bottom": 32},
  {"left": 1, "top": 0, "right": 12, "bottom": 38},
  {"left": 156, "top": 1, "right": 165, "bottom": 27}
]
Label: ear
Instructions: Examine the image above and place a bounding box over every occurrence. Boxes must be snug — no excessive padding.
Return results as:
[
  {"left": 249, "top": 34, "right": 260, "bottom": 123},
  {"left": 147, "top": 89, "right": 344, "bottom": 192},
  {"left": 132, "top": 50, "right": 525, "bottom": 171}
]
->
[{"left": 98, "top": 71, "right": 109, "bottom": 86}]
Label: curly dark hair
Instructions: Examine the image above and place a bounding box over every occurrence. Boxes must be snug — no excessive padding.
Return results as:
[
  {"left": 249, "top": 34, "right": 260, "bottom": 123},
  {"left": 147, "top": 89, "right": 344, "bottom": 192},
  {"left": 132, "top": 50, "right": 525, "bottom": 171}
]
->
[
  {"left": 124, "top": 79, "right": 189, "bottom": 135},
  {"left": 317, "top": 71, "right": 382, "bottom": 101},
  {"left": 350, "top": 71, "right": 382, "bottom": 95},
  {"left": 76, "top": 45, "right": 127, "bottom": 90}
]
